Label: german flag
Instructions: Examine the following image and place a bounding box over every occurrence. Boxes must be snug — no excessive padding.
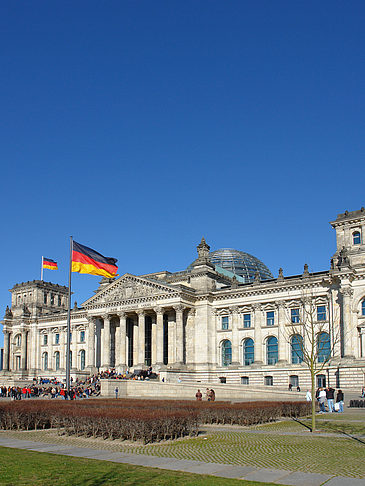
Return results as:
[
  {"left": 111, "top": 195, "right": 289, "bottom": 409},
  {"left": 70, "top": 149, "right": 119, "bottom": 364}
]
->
[
  {"left": 43, "top": 258, "right": 58, "bottom": 270},
  {"left": 72, "top": 241, "right": 118, "bottom": 278}
]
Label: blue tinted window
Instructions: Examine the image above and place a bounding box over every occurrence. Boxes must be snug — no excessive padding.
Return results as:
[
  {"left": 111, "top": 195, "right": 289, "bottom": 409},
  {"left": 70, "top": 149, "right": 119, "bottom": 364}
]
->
[
  {"left": 222, "top": 316, "right": 229, "bottom": 330},
  {"left": 362, "top": 299, "right": 365, "bottom": 316},
  {"left": 43, "top": 335, "right": 48, "bottom": 345},
  {"left": 80, "top": 331, "right": 85, "bottom": 342},
  {"left": 243, "top": 314, "right": 251, "bottom": 328},
  {"left": 243, "top": 338, "right": 254, "bottom": 365},
  {"left": 222, "top": 340, "right": 232, "bottom": 366},
  {"left": 55, "top": 351, "right": 60, "bottom": 370},
  {"left": 80, "top": 350, "right": 86, "bottom": 370},
  {"left": 317, "top": 332, "right": 330, "bottom": 363},
  {"left": 353, "top": 232, "right": 361, "bottom": 245},
  {"left": 267, "top": 336, "right": 278, "bottom": 365},
  {"left": 317, "top": 306, "right": 326, "bottom": 321},
  {"left": 291, "top": 335, "right": 303, "bottom": 364},
  {"left": 266, "top": 311, "right": 275, "bottom": 326},
  {"left": 291, "top": 308, "right": 300, "bottom": 323},
  {"left": 55, "top": 333, "right": 59, "bottom": 344}
]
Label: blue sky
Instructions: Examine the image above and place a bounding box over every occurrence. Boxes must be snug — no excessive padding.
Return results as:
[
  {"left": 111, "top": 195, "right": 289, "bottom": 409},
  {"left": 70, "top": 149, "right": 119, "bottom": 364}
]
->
[{"left": 1, "top": 1, "right": 364, "bottom": 347}]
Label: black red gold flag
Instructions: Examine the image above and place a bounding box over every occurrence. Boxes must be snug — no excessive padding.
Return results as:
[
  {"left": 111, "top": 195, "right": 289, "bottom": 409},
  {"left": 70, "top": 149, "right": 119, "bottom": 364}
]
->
[
  {"left": 43, "top": 258, "right": 58, "bottom": 270},
  {"left": 71, "top": 241, "right": 118, "bottom": 278}
]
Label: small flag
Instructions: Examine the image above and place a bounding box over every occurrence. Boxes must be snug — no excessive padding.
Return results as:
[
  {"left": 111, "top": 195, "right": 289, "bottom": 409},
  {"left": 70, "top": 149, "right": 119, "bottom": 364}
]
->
[
  {"left": 43, "top": 258, "right": 58, "bottom": 270},
  {"left": 72, "top": 241, "right": 118, "bottom": 278}
]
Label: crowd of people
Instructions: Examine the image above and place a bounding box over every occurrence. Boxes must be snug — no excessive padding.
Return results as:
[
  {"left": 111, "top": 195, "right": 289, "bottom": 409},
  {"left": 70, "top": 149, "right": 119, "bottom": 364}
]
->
[
  {"left": 315, "top": 386, "right": 344, "bottom": 413},
  {"left": 195, "top": 388, "right": 215, "bottom": 401},
  {"left": 0, "top": 374, "right": 102, "bottom": 400},
  {"left": 0, "top": 367, "right": 159, "bottom": 401}
]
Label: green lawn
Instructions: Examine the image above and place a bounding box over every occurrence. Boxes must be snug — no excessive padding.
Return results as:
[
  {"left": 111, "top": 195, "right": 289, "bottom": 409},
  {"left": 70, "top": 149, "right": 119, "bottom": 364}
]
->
[{"left": 0, "top": 447, "right": 277, "bottom": 486}]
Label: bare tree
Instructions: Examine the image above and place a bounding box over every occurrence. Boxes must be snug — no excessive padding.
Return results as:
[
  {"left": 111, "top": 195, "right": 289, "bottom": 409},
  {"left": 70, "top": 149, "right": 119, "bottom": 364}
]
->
[{"left": 285, "top": 291, "right": 341, "bottom": 432}]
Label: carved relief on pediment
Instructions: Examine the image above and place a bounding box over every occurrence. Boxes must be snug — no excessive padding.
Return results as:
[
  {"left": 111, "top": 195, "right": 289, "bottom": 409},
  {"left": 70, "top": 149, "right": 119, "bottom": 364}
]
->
[{"left": 103, "top": 281, "right": 170, "bottom": 303}]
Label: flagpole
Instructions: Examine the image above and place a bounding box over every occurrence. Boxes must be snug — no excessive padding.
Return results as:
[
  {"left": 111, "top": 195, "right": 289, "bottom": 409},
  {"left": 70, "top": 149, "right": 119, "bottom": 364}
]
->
[
  {"left": 41, "top": 256, "right": 44, "bottom": 281},
  {"left": 66, "top": 236, "right": 73, "bottom": 392}
]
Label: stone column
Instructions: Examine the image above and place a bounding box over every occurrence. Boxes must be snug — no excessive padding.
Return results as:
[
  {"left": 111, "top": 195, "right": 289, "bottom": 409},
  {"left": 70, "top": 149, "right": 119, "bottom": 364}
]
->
[
  {"left": 174, "top": 305, "right": 184, "bottom": 365},
  {"left": 253, "top": 304, "right": 263, "bottom": 363},
  {"left": 186, "top": 308, "right": 196, "bottom": 365},
  {"left": 101, "top": 315, "right": 111, "bottom": 368},
  {"left": 20, "top": 330, "right": 27, "bottom": 371},
  {"left": 168, "top": 312, "right": 176, "bottom": 365},
  {"left": 28, "top": 327, "right": 36, "bottom": 372},
  {"left": 60, "top": 328, "right": 66, "bottom": 370},
  {"left": 155, "top": 307, "right": 164, "bottom": 366},
  {"left": 137, "top": 310, "right": 145, "bottom": 367},
  {"left": 230, "top": 306, "right": 240, "bottom": 365},
  {"left": 277, "top": 302, "right": 288, "bottom": 363},
  {"left": 70, "top": 328, "right": 77, "bottom": 370},
  {"left": 87, "top": 317, "right": 96, "bottom": 369},
  {"left": 151, "top": 313, "right": 157, "bottom": 366},
  {"left": 342, "top": 287, "right": 354, "bottom": 358},
  {"left": 3, "top": 331, "right": 10, "bottom": 371},
  {"left": 118, "top": 312, "right": 127, "bottom": 368},
  {"left": 132, "top": 316, "right": 138, "bottom": 367}
]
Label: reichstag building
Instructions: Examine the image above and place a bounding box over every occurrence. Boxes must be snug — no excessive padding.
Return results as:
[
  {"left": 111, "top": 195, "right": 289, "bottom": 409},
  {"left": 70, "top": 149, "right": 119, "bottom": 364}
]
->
[{"left": 1, "top": 208, "right": 365, "bottom": 389}]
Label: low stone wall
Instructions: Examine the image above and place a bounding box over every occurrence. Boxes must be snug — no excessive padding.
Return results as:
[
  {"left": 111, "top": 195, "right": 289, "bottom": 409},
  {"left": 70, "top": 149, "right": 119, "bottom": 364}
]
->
[{"left": 100, "top": 379, "right": 306, "bottom": 401}]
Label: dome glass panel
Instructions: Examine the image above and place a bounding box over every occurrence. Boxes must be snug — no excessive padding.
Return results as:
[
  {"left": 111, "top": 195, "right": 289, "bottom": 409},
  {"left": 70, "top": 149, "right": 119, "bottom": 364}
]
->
[{"left": 209, "top": 248, "right": 273, "bottom": 283}]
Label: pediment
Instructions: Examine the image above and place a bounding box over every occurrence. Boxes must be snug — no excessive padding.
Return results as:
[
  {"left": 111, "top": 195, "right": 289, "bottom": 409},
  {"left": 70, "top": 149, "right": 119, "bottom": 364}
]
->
[{"left": 83, "top": 274, "right": 180, "bottom": 307}]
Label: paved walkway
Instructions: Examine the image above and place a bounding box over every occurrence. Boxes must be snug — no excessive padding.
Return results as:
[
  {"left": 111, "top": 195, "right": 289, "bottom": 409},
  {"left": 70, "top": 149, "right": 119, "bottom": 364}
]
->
[{"left": 0, "top": 436, "right": 363, "bottom": 486}]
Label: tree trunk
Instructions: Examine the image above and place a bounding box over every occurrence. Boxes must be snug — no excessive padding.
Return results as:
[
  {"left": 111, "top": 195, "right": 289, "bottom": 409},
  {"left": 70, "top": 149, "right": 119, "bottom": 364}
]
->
[{"left": 311, "top": 367, "right": 316, "bottom": 432}]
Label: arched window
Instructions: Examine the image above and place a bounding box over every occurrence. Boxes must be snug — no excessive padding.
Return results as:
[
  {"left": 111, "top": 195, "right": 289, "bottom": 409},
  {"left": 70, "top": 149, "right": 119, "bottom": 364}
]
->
[
  {"left": 353, "top": 231, "right": 361, "bottom": 245},
  {"left": 80, "top": 350, "right": 86, "bottom": 370},
  {"left": 291, "top": 335, "right": 303, "bottom": 364},
  {"left": 362, "top": 299, "right": 365, "bottom": 316},
  {"left": 221, "top": 340, "right": 232, "bottom": 366},
  {"left": 243, "top": 338, "right": 254, "bottom": 366},
  {"left": 54, "top": 351, "right": 60, "bottom": 370},
  {"left": 42, "top": 352, "right": 48, "bottom": 371},
  {"left": 317, "top": 332, "right": 330, "bottom": 363},
  {"left": 266, "top": 336, "right": 278, "bottom": 365}
]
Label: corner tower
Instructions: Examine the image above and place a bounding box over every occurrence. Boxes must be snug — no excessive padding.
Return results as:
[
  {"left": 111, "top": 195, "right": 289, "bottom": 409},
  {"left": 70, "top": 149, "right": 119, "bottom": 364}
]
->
[{"left": 330, "top": 208, "right": 365, "bottom": 269}]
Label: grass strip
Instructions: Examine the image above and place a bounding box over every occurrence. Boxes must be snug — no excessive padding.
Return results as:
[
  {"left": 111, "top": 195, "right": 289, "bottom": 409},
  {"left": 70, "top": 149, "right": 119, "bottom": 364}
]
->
[{"left": 0, "top": 446, "right": 279, "bottom": 486}]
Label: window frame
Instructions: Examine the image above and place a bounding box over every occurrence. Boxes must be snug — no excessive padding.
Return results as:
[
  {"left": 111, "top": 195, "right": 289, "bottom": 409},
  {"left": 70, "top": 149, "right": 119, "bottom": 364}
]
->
[
  {"left": 243, "top": 338, "right": 254, "bottom": 366},
  {"left": 353, "top": 231, "right": 361, "bottom": 245},
  {"left": 266, "top": 336, "right": 278, "bottom": 365},
  {"left": 243, "top": 313, "right": 251, "bottom": 328},
  {"left": 291, "top": 308, "right": 300, "bottom": 324},
  {"left": 317, "top": 305, "right": 327, "bottom": 321},
  {"left": 221, "top": 340, "right": 232, "bottom": 367},
  {"left": 317, "top": 332, "right": 331, "bottom": 363},
  {"left": 221, "top": 315, "right": 229, "bottom": 330},
  {"left": 266, "top": 310, "right": 275, "bottom": 326},
  {"left": 291, "top": 334, "right": 303, "bottom": 364}
]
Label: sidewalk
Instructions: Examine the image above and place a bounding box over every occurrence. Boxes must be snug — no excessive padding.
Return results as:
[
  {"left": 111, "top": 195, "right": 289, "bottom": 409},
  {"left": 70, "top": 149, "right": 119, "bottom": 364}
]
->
[{"left": 0, "top": 436, "right": 363, "bottom": 486}]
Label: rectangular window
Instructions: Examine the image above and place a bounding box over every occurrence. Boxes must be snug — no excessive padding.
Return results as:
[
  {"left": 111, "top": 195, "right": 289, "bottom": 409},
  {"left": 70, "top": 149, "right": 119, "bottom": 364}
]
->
[
  {"left": 291, "top": 308, "right": 300, "bottom": 323},
  {"left": 58, "top": 296, "right": 62, "bottom": 306},
  {"left": 43, "top": 334, "right": 48, "bottom": 345},
  {"left": 80, "top": 330, "right": 85, "bottom": 342},
  {"left": 44, "top": 292, "right": 47, "bottom": 304},
  {"left": 50, "top": 294, "right": 54, "bottom": 305},
  {"left": 55, "top": 333, "right": 59, "bottom": 345},
  {"left": 266, "top": 311, "right": 275, "bottom": 326},
  {"left": 243, "top": 314, "right": 251, "bottom": 328},
  {"left": 317, "top": 305, "right": 326, "bottom": 321},
  {"left": 221, "top": 316, "right": 229, "bottom": 330},
  {"left": 241, "top": 376, "right": 249, "bottom": 385}
]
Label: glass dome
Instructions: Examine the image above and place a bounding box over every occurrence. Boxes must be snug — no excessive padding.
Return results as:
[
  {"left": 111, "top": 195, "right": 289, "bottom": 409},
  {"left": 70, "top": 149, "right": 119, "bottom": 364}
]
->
[{"left": 209, "top": 248, "right": 273, "bottom": 283}]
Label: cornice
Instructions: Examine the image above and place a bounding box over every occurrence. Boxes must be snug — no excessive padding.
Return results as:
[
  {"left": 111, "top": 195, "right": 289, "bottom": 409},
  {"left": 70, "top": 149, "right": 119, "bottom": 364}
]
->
[{"left": 211, "top": 279, "right": 328, "bottom": 302}]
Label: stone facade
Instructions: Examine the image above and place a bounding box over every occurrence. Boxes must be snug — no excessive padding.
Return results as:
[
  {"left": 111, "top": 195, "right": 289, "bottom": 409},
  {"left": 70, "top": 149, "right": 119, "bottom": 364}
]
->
[{"left": 1, "top": 209, "right": 365, "bottom": 389}]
